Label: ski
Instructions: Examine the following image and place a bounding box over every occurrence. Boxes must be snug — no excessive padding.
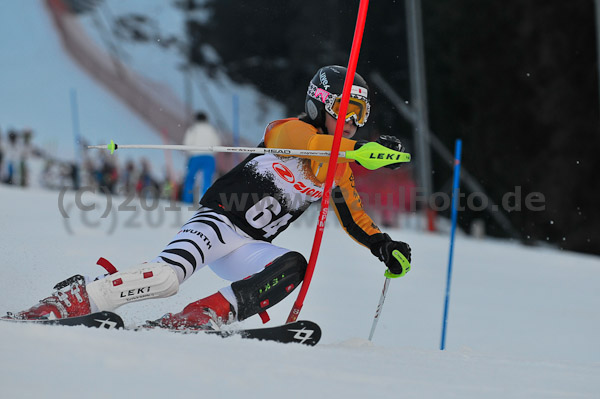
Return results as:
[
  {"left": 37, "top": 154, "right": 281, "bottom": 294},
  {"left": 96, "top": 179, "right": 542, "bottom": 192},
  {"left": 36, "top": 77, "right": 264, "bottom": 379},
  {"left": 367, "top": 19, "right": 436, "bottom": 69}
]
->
[
  {"left": 204, "top": 320, "right": 321, "bottom": 346},
  {"left": 3, "top": 311, "right": 321, "bottom": 346},
  {"left": 1, "top": 311, "right": 125, "bottom": 330}
]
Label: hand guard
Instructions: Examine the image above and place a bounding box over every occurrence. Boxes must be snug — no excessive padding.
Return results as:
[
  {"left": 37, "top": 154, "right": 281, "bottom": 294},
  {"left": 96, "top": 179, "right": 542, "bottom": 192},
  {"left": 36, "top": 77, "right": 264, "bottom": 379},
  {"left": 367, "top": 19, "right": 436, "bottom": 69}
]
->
[
  {"left": 353, "top": 137, "right": 406, "bottom": 170},
  {"left": 352, "top": 140, "right": 368, "bottom": 168},
  {"left": 376, "top": 135, "right": 405, "bottom": 170},
  {"left": 370, "top": 233, "right": 412, "bottom": 278}
]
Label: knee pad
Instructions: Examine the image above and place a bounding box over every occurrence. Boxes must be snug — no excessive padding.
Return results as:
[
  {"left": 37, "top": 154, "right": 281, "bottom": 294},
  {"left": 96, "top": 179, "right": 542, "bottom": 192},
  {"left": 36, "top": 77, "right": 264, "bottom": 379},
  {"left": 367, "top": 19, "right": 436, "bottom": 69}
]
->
[
  {"left": 86, "top": 262, "right": 179, "bottom": 312},
  {"left": 231, "top": 251, "right": 307, "bottom": 321}
]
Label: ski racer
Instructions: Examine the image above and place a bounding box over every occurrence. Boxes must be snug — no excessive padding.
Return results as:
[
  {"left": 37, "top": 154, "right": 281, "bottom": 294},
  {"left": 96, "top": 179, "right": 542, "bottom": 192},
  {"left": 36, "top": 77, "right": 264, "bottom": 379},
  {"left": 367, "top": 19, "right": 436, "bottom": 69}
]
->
[{"left": 7, "top": 65, "right": 412, "bottom": 329}]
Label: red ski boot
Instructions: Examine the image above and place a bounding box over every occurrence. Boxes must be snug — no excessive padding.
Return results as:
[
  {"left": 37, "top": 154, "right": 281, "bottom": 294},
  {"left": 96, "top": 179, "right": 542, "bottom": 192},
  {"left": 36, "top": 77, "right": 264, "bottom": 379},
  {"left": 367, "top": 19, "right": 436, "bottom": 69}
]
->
[
  {"left": 144, "top": 292, "right": 235, "bottom": 331},
  {"left": 5, "top": 275, "right": 93, "bottom": 320}
]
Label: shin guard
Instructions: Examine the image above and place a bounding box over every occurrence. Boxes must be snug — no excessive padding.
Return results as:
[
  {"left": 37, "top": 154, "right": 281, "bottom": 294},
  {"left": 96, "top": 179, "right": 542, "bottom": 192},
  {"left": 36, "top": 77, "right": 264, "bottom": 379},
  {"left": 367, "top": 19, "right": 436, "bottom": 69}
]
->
[
  {"left": 86, "top": 263, "right": 179, "bottom": 312},
  {"left": 231, "top": 252, "right": 307, "bottom": 321}
]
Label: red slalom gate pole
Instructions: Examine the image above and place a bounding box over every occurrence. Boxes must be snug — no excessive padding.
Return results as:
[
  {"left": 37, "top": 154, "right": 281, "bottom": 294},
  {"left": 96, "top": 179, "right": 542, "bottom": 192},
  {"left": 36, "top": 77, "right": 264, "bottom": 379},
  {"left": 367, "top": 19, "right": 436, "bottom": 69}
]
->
[{"left": 287, "top": 0, "right": 370, "bottom": 323}]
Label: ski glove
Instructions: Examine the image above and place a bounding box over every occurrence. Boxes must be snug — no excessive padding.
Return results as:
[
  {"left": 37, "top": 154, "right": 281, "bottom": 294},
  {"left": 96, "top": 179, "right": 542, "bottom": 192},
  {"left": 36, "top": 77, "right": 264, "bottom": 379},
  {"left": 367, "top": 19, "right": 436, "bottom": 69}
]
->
[
  {"left": 370, "top": 233, "right": 412, "bottom": 278},
  {"left": 354, "top": 136, "right": 406, "bottom": 170},
  {"left": 375, "top": 135, "right": 405, "bottom": 170}
]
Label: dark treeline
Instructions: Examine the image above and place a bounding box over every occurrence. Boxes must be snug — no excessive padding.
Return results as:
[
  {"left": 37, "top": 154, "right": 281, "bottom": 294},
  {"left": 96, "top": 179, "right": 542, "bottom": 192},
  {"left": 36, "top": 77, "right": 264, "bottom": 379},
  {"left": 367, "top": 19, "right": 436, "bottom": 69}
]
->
[
  {"left": 122, "top": 0, "right": 600, "bottom": 255},
  {"left": 421, "top": 1, "right": 599, "bottom": 256}
]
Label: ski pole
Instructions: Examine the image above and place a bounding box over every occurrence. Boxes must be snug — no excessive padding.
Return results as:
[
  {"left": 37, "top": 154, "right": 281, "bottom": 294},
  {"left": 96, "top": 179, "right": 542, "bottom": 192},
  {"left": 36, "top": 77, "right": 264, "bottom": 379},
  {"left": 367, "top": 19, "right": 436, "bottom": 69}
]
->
[
  {"left": 368, "top": 276, "right": 391, "bottom": 341},
  {"left": 368, "top": 250, "right": 411, "bottom": 341},
  {"left": 87, "top": 140, "right": 410, "bottom": 170}
]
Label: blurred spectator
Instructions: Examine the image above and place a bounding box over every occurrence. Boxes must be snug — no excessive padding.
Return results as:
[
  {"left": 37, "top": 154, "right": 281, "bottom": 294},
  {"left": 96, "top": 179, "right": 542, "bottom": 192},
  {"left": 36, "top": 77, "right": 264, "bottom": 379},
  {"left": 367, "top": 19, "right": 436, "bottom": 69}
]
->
[
  {"left": 3, "top": 130, "right": 20, "bottom": 185},
  {"left": 161, "top": 176, "right": 175, "bottom": 200},
  {"left": 0, "top": 127, "right": 190, "bottom": 203},
  {"left": 159, "top": 166, "right": 179, "bottom": 201},
  {"left": 182, "top": 111, "right": 221, "bottom": 203},
  {"left": 20, "top": 129, "right": 33, "bottom": 187},
  {"left": 121, "top": 159, "right": 137, "bottom": 196},
  {"left": 136, "top": 158, "right": 159, "bottom": 198},
  {"left": 81, "top": 155, "right": 97, "bottom": 188},
  {"left": 99, "top": 152, "right": 119, "bottom": 194},
  {"left": 69, "top": 162, "right": 80, "bottom": 190},
  {"left": 41, "top": 159, "right": 58, "bottom": 189},
  {"left": 39, "top": 157, "right": 79, "bottom": 190}
]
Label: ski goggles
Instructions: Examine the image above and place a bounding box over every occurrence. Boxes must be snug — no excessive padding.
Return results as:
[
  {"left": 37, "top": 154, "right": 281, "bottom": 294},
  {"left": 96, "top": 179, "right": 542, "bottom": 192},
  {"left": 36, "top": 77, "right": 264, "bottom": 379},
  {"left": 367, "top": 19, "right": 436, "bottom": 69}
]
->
[{"left": 308, "top": 83, "right": 371, "bottom": 127}]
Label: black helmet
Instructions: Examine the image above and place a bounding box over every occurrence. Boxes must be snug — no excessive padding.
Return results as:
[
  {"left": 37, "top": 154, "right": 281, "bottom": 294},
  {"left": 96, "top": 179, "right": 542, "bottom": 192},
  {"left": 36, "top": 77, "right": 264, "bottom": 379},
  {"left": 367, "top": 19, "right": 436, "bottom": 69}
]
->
[{"left": 304, "top": 65, "right": 370, "bottom": 130}]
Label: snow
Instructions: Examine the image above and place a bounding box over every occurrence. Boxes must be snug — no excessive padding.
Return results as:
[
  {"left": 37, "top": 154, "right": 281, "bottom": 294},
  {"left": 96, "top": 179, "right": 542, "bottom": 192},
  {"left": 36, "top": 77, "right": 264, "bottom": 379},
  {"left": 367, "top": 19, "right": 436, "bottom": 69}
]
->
[
  {"left": 1, "top": 2, "right": 599, "bottom": 398},
  {"left": 1, "top": 184, "right": 599, "bottom": 398}
]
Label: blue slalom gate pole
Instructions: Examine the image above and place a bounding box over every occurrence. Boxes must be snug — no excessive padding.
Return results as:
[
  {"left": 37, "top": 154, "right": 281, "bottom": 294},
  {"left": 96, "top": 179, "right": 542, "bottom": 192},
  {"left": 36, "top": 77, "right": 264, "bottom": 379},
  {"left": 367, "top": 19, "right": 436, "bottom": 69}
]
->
[{"left": 440, "top": 139, "right": 462, "bottom": 350}]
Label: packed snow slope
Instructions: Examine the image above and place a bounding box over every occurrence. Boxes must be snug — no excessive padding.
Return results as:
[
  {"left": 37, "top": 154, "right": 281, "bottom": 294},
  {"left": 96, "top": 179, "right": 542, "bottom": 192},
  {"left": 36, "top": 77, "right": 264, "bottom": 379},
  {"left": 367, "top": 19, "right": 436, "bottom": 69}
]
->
[{"left": 0, "top": 185, "right": 598, "bottom": 398}]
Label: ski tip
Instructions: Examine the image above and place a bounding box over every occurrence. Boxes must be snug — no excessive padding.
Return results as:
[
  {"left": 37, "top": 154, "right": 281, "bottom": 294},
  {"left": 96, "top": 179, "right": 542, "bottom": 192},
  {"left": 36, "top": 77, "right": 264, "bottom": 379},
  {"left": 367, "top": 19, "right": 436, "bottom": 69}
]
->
[
  {"left": 201, "top": 320, "right": 322, "bottom": 346},
  {"left": 292, "top": 320, "right": 322, "bottom": 346},
  {"left": 0, "top": 311, "right": 125, "bottom": 330}
]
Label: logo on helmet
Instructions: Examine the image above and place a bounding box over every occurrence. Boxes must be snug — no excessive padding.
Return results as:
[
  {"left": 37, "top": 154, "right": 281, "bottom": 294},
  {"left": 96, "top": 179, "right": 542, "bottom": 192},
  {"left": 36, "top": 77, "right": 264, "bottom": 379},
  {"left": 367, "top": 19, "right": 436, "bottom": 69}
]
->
[
  {"left": 351, "top": 85, "right": 368, "bottom": 98},
  {"left": 272, "top": 163, "right": 295, "bottom": 184},
  {"left": 319, "top": 70, "right": 330, "bottom": 90},
  {"left": 314, "top": 88, "right": 331, "bottom": 103}
]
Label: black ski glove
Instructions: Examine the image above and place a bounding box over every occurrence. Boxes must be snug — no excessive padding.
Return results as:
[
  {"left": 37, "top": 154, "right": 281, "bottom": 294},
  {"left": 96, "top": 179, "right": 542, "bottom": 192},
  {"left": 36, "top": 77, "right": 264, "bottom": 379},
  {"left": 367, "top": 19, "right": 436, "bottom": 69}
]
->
[
  {"left": 370, "top": 233, "right": 412, "bottom": 277},
  {"left": 375, "top": 135, "right": 405, "bottom": 170},
  {"left": 354, "top": 139, "right": 369, "bottom": 149}
]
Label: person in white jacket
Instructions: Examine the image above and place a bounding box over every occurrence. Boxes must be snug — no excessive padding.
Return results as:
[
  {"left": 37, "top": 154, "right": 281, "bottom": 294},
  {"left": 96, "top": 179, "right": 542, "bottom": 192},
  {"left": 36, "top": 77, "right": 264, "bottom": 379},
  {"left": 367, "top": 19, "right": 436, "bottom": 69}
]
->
[{"left": 182, "top": 111, "right": 221, "bottom": 203}]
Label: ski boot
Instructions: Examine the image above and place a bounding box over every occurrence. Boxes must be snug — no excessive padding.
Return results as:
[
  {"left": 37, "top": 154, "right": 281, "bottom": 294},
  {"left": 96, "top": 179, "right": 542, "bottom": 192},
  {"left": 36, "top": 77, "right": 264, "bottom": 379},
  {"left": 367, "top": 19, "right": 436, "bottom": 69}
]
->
[
  {"left": 143, "top": 292, "right": 235, "bottom": 331},
  {"left": 4, "top": 275, "right": 93, "bottom": 320}
]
